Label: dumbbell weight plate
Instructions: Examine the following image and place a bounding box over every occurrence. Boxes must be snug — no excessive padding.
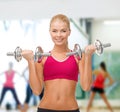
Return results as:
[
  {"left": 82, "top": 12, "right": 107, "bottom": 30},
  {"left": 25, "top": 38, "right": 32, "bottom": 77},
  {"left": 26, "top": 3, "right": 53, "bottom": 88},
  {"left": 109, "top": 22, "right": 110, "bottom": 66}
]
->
[
  {"left": 15, "top": 47, "right": 22, "bottom": 62},
  {"left": 94, "top": 40, "right": 103, "bottom": 56},
  {"left": 74, "top": 44, "right": 82, "bottom": 59},
  {"left": 34, "top": 46, "right": 43, "bottom": 62}
]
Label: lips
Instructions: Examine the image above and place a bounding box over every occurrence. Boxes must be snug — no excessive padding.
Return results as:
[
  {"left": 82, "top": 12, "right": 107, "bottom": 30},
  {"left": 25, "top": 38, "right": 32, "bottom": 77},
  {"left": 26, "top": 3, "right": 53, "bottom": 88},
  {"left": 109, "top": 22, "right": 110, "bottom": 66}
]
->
[{"left": 55, "top": 38, "right": 63, "bottom": 42}]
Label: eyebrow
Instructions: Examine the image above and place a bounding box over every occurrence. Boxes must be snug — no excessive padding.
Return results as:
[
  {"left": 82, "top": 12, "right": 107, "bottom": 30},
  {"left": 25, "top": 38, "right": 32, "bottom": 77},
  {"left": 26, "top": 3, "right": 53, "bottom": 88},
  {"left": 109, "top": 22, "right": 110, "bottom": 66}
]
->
[{"left": 51, "top": 28, "right": 68, "bottom": 30}]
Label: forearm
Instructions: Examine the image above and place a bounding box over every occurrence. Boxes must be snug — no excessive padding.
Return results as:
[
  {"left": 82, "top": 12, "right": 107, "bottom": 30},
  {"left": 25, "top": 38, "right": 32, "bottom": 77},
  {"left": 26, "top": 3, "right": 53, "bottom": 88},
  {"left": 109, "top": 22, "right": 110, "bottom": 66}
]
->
[
  {"left": 105, "top": 80, "right": 114, "bottom": 88},
  {"left": 84, "top": 54, "right": 92, "bottom": 84},
  {"left": 28, "top": 60, "right": 43, "bottom": 95},
  {"left": 80, "top": 54, "right": 93, "bottom": 91}
]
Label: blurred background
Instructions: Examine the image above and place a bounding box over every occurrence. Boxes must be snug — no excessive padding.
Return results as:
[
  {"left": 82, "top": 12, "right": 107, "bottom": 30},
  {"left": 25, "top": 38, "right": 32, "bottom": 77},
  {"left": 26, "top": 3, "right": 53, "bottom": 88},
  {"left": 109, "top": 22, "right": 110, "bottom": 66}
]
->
[{"left": 0, "top": 0, "right": 120, "bottom": 112}]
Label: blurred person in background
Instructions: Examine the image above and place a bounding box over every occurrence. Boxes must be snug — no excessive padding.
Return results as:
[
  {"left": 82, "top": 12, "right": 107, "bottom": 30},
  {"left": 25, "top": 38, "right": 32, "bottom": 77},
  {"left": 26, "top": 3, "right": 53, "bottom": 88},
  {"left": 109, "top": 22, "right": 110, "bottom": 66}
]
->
[
  {"left": 86, "top": 61, "right": 114, "bottom": 112},
  {"left": 0, "top": 62, "right": 22, "bottom": 111}
]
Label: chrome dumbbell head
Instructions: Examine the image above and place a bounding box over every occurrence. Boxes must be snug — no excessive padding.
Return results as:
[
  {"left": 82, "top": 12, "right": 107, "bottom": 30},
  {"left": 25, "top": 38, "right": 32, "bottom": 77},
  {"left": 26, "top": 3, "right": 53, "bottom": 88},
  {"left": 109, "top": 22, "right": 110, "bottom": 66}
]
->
[
  {"left": 94, "top": 40, "right": 103, "bottom": 55},
  {"left": 34, "top": 46, "right": 51, "bottom": 62},
  {"left": 94, "top": 39, "right": 111, "bottom": 55},
  {"left": 73, "top": 44, "right": 82, "bottom": 59},
  {"left": 15, "top": 47, "right": 22, "bottom": 62},
  {"left": 34, "top": 46, "right": 43, "bottom": 62},
  {"left": 7, "top": 46, "right": 22, "bottom": 62},
  {"left": 66, "top": 44, "right": 82, "bottom": 59}
]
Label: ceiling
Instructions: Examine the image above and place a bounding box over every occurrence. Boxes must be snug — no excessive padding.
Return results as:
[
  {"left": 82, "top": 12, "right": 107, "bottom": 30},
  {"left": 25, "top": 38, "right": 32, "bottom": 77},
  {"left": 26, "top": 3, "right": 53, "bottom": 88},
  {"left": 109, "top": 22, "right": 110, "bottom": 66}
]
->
[{"left": 0, "top": 0, "right": 120, "bottom": 20}]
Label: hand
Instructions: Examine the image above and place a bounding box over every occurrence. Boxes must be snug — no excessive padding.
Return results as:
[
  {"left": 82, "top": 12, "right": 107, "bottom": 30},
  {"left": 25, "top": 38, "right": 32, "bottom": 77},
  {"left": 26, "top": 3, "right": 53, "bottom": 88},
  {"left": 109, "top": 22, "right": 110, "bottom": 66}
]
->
[
  {"left": 22, "top": 50, "right": 34, "bottom": 62},
  {"left": 85, "top": 44, "right": 96, "bottom": 56}
]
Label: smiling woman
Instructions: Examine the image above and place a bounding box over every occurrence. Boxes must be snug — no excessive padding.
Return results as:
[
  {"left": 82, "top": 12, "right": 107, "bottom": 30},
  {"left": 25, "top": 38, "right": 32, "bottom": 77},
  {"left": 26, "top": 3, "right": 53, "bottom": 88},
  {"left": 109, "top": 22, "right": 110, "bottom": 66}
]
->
[
  {"left": 21, "top": 14, "right": 95, "bottom": 112},
  {"left": 49, "top": 16, "right": 71, "bottom": 47}
]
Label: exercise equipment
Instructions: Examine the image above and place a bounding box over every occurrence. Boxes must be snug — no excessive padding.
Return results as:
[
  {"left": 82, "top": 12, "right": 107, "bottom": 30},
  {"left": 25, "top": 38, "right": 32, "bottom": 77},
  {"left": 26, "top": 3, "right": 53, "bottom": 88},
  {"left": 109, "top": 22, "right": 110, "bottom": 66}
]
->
[
  {"left": 66, "top": 39, "right": 111, "bottom": 59},
  {"left": 7, "top": 46, "right": 50, "bottom": 62}
]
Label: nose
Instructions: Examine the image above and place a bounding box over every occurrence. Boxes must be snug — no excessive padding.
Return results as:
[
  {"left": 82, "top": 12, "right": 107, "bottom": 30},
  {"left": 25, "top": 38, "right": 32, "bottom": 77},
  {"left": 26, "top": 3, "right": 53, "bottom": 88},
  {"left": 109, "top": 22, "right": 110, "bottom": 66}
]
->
[{"left": 56, "top": 32, "right": 61, "bottom": 36}]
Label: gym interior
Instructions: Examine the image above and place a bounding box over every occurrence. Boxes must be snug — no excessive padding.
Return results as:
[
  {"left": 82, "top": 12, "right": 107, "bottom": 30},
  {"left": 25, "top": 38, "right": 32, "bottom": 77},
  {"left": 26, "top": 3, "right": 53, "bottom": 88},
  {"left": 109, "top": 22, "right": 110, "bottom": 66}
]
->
[{"left": 0, "top": 0, "right": 120, "bottom": 112}]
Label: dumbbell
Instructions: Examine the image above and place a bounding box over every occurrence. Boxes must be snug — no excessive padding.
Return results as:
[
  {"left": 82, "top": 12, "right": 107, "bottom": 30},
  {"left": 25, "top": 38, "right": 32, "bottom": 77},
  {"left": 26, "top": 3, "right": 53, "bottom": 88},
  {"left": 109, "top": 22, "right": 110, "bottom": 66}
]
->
[
  {"left": 66, "top": 39, "right": 111, "bottom": 59},
  {"left": 34, "top": 46, "right": 51, "bottom": 62},
  {"left": 6, "top": 46, "right": 51, "bottom": 62}
]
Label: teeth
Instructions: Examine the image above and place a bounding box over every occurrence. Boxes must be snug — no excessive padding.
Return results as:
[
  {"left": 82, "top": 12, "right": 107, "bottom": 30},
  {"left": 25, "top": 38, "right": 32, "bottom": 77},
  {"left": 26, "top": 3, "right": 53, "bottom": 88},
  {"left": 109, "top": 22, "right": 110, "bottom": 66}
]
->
[{"left": 56, "top": 39, "right": 62, "bottom": 42}]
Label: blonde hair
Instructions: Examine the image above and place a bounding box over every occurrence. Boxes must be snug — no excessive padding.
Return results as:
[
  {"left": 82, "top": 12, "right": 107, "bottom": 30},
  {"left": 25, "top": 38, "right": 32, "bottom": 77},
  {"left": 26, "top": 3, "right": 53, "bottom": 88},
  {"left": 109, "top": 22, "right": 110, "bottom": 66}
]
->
[{"left": 50, "top": 14, "right": 70, "bottom": 30}]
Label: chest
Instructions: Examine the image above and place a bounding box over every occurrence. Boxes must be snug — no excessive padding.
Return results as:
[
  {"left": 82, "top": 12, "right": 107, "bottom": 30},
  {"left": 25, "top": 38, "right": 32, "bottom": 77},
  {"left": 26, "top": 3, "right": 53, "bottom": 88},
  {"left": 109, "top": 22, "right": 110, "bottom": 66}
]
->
[{"left": 43, "top": 56, "right": 79, "bottom": 81}]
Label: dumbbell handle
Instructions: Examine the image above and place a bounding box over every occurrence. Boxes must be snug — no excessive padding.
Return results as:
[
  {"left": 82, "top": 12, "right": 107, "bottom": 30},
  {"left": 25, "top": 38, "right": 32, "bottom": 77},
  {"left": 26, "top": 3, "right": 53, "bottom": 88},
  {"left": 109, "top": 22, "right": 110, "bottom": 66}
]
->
[
  {"left": 34, "top": 52, "right": 51, "bottom": 62},
  {"left": 7, "top": 52, "right": 15, "bottom": 56},
  {"left": 36, "top": 52, "right": 51, "bottom": 56},
  {"left": 95, "top": 43, "right": 111, "bottom": 51},
  {"left": 102, "top": 43, "right": 111, "bottom": 48},
  {"left": 66, "top": 51, "right": 79, "bottom": 56}
]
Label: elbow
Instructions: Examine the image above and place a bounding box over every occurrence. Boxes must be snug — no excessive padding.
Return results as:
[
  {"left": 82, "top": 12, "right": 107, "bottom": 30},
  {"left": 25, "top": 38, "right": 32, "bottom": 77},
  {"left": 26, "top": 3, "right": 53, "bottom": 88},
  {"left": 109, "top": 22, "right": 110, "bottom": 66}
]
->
[
  {"left": 81, "top": 85, "right": 91, "bottom": 91},
  {"left": 32, "top": 89, "right": 41, "bottom": 96},
  {"left": 80, "top": 82, "right": 92, "bottom": 91},
  {"left": 29, "top": 84, "right": 41, "bottom": 96}
]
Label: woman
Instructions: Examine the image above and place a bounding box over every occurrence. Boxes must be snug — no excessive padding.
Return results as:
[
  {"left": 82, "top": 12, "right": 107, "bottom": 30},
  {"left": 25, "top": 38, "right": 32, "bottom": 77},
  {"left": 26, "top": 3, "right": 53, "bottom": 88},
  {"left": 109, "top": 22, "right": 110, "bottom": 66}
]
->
[
  {"left": 22, "top": 14, "right": 96, "bottom": 112},
  {"left": 0, "top": 62, "right": 22, "bottom": 110},
  {"left": 86, "top": 62, "right": 114, "bottom": 112}
]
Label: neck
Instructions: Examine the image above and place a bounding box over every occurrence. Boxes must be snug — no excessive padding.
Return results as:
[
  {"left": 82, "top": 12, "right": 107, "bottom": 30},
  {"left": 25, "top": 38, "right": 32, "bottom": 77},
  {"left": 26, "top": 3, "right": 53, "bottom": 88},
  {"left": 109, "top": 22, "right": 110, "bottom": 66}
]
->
[
  {"left": 52, "top": 44, "right": 69, "bottom": 53},
  {"left": 8, "top": 68, "right": 12, "bottom": 71}
]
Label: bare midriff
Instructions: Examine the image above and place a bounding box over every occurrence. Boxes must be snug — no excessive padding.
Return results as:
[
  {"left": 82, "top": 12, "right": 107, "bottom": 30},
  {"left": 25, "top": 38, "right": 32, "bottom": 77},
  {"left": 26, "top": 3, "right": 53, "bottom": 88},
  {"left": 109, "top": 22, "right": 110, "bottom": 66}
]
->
[{"left": 39, "top": 79, "right": 79, "bottom": 110}]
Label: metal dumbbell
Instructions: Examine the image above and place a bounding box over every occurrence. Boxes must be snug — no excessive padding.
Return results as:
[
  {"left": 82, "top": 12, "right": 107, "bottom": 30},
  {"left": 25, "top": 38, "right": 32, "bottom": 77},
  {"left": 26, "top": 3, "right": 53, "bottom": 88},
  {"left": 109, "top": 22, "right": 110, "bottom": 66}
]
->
[
  {"left": 94, "top": 40, "right": 111, "bottom": 55},
  {"left": 66, "top": 39, "right": 111, "bottom": 59},
  {"left": 7, "top": 46, "right": 50, "bottom": 62},
  {"left": 34, "top": 46, "right": 51, "bottom": 62},
  {"left": 66, "top": 44, "right": 82, "bottom": 59}
]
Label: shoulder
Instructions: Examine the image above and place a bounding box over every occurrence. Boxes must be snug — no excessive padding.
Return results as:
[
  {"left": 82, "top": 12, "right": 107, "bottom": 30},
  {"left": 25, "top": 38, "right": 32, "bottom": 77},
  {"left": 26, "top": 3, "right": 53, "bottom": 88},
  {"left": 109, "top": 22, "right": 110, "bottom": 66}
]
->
[
  {"left": 12, "top": 70, "right": 16, "bottom": 74},
  {"left": 92, "top": 69, "right": 100, "bottom": 75}
]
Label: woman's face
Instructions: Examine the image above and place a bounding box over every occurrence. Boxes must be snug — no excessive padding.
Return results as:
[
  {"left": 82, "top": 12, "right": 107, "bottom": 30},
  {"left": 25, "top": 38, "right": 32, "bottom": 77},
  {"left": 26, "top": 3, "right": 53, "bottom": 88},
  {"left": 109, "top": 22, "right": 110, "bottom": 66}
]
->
[{"left": 49, "top": 20, "right": 71, "bottom": 46}]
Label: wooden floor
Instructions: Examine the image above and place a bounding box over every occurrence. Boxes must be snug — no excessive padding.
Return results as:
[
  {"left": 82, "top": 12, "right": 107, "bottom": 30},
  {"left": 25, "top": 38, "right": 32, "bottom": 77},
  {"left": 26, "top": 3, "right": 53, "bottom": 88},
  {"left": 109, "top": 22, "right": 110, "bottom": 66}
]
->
[{"left": 0, "top": 107, "right": 120, "bottom": 112}]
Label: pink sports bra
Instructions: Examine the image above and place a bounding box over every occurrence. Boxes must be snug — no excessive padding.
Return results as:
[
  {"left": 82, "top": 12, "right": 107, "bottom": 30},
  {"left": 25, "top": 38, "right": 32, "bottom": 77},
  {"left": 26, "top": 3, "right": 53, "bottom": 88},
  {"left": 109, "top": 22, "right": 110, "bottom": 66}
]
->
[{"left": 43, "top": 55, "right": 79, "bottom": 81}]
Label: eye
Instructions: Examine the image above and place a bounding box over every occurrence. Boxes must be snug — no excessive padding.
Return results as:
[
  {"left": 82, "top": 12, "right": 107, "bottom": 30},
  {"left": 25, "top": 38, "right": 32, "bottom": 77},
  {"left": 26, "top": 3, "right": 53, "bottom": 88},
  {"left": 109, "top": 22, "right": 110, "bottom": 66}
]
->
[
  {"left": 52, "top": 30, "right": 57, "bottom": 32},
  {"left": 61, "top": 30, "right": 67, "bottom": 32}
]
